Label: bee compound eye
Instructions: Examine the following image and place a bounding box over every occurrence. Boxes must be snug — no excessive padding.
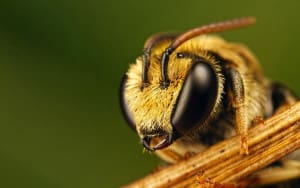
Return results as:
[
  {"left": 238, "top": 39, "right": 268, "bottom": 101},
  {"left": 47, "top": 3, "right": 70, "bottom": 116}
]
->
[
  {"left": 119, "top": 75, "right": 137, "bottom": 132},
  {"left": 171, "top": 61, "right": 218, "bottom": 134}
]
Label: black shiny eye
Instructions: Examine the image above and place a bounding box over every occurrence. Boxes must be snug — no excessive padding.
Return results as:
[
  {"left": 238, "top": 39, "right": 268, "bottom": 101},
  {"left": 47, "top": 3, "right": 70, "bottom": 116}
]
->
[
  {"left": 119, "top": 75, "right": 136, "bottom": 131},
  {"left": 171, "top": 61, "right": 218, "bottom": 134}
]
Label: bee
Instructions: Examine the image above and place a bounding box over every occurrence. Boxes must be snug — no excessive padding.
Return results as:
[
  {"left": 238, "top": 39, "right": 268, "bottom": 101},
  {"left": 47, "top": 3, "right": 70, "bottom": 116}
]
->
[{"left": 119, "top": 17, "right": 299, "bottom": 186}]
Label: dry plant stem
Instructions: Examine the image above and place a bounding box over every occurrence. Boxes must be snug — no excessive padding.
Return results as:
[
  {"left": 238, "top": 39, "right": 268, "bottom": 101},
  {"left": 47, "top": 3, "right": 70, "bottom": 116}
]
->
[
  {"left": 176, "top": 123, "right": 300, "bottom": 188},
  {"left": 123, "top": 102, "right": 300, "bottom": 188},
  {"left": 207, "top": 123, "right": 298, "bottom": 179},
  {"left": 216, "top": 125, "right": 299, "bottom": 182}
]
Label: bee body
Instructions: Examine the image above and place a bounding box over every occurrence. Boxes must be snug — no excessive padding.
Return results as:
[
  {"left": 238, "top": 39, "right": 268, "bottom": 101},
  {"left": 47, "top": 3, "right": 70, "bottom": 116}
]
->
[
  {"left": 120, "top": 18, "right": 299, "bottom": 186},
  {"left": 123, "top": 35, "right": 273, "bottom": 162}
]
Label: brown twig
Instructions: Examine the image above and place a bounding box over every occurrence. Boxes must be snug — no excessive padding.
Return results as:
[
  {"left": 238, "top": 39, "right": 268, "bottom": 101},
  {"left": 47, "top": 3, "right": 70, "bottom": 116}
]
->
[{"left": 123, "top": 102, "right": 300, "bottom": 188}]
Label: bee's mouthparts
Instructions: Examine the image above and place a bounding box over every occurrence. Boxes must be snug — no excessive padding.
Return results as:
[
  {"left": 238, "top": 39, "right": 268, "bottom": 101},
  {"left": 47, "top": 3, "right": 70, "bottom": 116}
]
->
[{"left": 142, "top": 134, "right": 173, "bottom": 151}]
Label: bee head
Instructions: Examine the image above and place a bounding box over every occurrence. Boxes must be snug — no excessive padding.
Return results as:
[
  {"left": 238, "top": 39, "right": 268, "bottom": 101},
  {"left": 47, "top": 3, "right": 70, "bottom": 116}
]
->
[
  {"left": 119, "top": 17, "right": 255, "bottom": 151},
  {"left": 119, "top": 41, "right": 221, "bottom": 151}
]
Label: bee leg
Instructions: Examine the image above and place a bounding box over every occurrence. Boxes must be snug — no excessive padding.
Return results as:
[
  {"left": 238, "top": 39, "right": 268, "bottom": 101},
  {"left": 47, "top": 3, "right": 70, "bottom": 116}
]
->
[
  {"left": 243, "top": 159, "right": 300, "bottom": 186},
  {"left": 226, "top": 67, "right": 249, "bottom": 154},
  {"left": 271, "top": 83, "right": 298, "bottom": 114}
]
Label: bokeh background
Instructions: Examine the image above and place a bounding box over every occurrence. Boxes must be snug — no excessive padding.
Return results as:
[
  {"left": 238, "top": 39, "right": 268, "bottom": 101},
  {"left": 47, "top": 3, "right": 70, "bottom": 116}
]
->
[{"left": 0, "top": 1, "right": 299, "bottom": 188}]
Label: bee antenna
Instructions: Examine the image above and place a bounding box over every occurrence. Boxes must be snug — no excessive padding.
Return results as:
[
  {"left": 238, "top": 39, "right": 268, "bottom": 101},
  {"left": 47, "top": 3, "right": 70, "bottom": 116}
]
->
[
  {"left": 141, "top": 33, "right": 176, "bottom": 89},
  {"left": 160, "top": 17, "right": 256, "bottom": 88}
]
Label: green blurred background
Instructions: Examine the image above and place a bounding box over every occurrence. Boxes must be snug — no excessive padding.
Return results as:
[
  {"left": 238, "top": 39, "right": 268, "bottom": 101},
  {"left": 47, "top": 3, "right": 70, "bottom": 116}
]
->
[{"left": 0, "top": 1, "right": 299, "bottom": 188}]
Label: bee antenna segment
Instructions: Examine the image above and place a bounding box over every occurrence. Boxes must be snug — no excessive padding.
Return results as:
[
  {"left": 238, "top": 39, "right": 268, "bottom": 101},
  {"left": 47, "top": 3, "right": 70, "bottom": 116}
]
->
[{"left": 142, "top": 34, "right": 177, "bottom": 89}]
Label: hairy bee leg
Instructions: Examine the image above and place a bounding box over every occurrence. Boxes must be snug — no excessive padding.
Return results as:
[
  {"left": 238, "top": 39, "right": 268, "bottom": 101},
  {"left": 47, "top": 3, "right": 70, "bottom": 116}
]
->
[
  {"left": 226, "top": 67, "right": 249, "bottom": 154},
  {"left": 245, "top": 160, "right": 300, "bottom": 186},
  {"left": 271, "top": 83, "right": 298, "bottom": 114}
]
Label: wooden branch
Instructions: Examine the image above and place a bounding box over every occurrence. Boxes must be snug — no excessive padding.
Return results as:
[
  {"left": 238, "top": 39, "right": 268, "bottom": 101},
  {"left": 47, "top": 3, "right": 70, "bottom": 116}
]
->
[{"left": 123, "top": 102, "right": 300, "bottom": 188}]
